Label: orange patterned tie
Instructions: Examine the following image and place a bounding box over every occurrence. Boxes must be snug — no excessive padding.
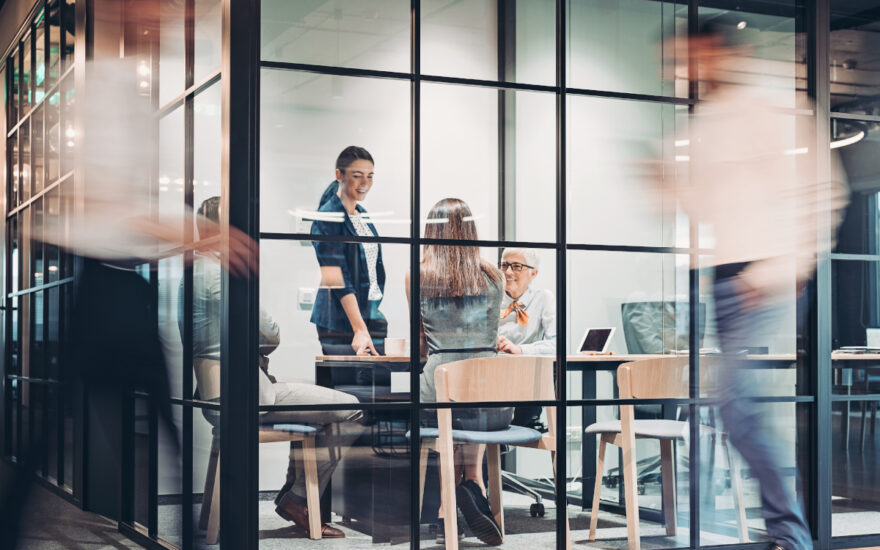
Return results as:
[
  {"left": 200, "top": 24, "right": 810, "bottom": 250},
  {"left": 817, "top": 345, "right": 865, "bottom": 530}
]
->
[{"left": 501, "top": 301, "right": 530, "bottom": 325}]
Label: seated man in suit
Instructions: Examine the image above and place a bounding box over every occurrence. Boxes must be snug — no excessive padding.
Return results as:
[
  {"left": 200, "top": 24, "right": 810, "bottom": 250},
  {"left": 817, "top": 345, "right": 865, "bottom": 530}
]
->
[{"left": 187, "top": 196, "right": 361, "bottom": 539}]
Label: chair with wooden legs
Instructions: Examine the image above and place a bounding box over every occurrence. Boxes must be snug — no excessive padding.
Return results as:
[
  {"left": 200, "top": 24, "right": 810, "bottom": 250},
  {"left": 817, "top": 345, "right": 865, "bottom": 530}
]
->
[
  {"left": 586, "top": 357, "right": 749, "bottom": 550},
  {"left": 415, "top": 356, "right": 571, "bottom": 550},
  {"left": 199, "top": 424, "right": 322, "bottom": 544}
]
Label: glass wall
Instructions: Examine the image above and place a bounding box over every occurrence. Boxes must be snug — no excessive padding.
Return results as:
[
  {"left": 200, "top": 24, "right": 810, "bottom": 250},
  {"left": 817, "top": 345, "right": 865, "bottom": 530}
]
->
[
  {"left": 3, "top": 0, "right": 77, "bottom": 495},
  {"left": 4, "top": 0, "right": 880, "bottom": 549}
]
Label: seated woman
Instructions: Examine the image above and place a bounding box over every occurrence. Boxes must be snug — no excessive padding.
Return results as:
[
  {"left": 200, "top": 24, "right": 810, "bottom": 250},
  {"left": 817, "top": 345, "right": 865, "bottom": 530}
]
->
[
  {"left": 496, "top": 248, "right": 556, "bottom": 355},
  {"left": 406, "top": 198, "right": 507, "bottom": 546}
]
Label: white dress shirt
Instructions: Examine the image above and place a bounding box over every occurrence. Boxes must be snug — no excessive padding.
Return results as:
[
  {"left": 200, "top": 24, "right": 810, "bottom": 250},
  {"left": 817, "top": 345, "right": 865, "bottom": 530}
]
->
[{"left": 498, "top": 286, "right": 556, "bottom": 355}]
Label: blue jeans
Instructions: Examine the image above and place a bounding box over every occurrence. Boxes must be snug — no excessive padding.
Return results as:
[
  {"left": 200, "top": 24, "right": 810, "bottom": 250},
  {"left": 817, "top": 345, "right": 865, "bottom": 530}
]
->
[{"left": 713, "top": 273, "right": 812, "bottom": 550}]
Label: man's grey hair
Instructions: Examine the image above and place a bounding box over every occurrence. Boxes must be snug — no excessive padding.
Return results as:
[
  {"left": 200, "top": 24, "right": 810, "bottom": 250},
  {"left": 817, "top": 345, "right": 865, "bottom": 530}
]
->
[{"left": 502, "top": 248, "right": 539, "bottom": 270}]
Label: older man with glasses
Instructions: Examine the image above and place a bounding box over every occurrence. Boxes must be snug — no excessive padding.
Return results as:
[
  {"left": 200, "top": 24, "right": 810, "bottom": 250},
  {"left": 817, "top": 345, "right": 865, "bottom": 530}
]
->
[{"left": 496, "top": 248, "right": 557, "bottom": 356}]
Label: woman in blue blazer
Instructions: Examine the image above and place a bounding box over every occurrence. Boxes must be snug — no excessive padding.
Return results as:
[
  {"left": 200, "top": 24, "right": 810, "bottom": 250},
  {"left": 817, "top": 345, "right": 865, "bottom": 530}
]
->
[{"left": 311, "top": 146, "right": 386, "bottom": 355}]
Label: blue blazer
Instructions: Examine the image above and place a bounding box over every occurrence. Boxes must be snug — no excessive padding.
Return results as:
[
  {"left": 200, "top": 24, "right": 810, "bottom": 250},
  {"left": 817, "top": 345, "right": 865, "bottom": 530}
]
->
[{"left": 310, "top": 190, "right": 386, "bottom": 333}]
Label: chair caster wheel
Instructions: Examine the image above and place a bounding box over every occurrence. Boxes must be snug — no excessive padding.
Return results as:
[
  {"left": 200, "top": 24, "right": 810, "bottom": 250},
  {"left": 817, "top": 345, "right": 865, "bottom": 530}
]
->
[{"left": 530, "top": 503, "right": 545, "bottom": 517}]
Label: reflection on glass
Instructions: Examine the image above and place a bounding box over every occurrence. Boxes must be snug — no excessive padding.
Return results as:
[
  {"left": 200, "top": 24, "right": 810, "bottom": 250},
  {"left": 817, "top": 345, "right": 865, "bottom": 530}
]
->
[
  {"left": 159, "top": 1, "right": 185, "bottom": 106},
  {"left": 32, "top": 199, "right": 44, "bottom": 288},
  {"left": 159, "top": 107, "right": 185, "bottom": 243},
  {"left": 831, "top": 0, "right": 880, "bottom": 114},
  {"left": 133, "top": 396, "right": 150, "bottom": 527},
  {"left": 831, "top": 119, "right": 880, "bottom": 255},
  {"left": 832, "top": 395, "right": 880, "bottom": 536},
  {"left": 46, "top": 91, "right": 60, "bottom": 182},
  {"left": 568, "top": 0, "right": 684, "bottom": 97},
  {"left": 159, "top": 256, "right": 184, "bottom": 400},
  {"left": 260, "top": 70, "right": 410, "bottom": 237},
  {"left": 194, "top": 84, "right": 221, "bottom": 240},
  {"left": 32, "top": 105, "right": 44, "bottom": 195},
  {"left": 61, "top": 77, "right": 74, "bottom": 174},
  {"left": 8, "top": 132, "right": 19, "bottom": 207},
  {"left": 21, "top": 118, "right": 31, "bottom": 202},
  {"left": 62, "top": 0, "right": 75, "bottom": 66},
  {"left": 47, "top": 0, "right": 61, "bottom": 87},
  {"left": 35, "top": 10, "right": 46, "bottom": 103},
  {"left": 9, "top": 51, "right": 19, "bottom": 123},
  {"left": 22, "top": 32, "right": 32, "bottom": 115},
  {"left": 261, "top": 0, "right": 410, "bottom": 73},
  {"left": 194, "top": 0, "right": 221, "bottom": 83},
  {"left": 567, "top": 97, "right": 687, "bottom": 247}
]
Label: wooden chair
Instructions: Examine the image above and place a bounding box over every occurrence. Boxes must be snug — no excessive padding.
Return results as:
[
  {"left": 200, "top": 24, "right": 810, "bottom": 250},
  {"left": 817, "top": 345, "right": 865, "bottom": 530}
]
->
[
  {"left": 416, "top": 356, "right": 571, "bottom": 550},
  {"left": 195, "top": 359, "right": 323, "bottom": 544},
  {"left": 586, "top": 357, "right": 749, "bottom": 550}
]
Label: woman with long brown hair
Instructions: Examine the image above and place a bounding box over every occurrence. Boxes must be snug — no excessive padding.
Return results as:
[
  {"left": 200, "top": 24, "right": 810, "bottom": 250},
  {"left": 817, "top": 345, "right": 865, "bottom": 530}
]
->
[{"left": 405, "top": 198, "right": 507, "bottom": 546}]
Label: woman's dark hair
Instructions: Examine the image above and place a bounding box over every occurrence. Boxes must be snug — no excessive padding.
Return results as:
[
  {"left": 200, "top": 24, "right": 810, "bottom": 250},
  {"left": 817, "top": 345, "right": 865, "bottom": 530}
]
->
[
  {"left": 335, "top": 145, "right": 374, "bottom": 173},
  {"left": 420, "top": 198, "right": 502, "bottom": 298}
]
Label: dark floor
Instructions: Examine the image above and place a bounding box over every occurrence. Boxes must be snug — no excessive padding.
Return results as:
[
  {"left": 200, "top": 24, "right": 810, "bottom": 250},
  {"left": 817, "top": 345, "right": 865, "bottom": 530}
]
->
[{"left": 12, "top": 481, "right": 141, "bottom": 550}]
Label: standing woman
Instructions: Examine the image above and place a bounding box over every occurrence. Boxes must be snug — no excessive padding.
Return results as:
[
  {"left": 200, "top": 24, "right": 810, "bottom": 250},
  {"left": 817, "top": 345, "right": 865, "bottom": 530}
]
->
[
  {"left": 406, "top": 198, "right": 507, "bottom": 546},
  {"left": 311, "top": 146, "right": 386, "bottom": 356}
]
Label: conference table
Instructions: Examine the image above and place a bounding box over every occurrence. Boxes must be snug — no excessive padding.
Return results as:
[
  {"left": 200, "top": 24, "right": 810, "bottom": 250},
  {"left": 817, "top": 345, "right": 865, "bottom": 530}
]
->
[{"left": 313, "top": 351, "right": 880, "bottom": 529}]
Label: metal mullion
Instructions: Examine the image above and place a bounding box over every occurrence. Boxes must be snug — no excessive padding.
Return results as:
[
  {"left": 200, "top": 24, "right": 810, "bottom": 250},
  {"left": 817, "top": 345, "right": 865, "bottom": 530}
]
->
[
  {"left": 7, "top": 169, "right": 73, "bottom": 218},
  {"left": 154, "top": 71, "right": 221, "bottom": 120},
  {"left": 7, "top": 276, "right": 74, "bottom": 298},
  {"left": 409, "top": 0, "right": 421, "bottom": 547},
  {"left": 567, "top": 242, "right": 705, "bottom": 255},
  {"left": 831, "top": 393, "right": 880, "bottom": 402},
  {"left": 120, "top": 387, "right": 135, "bottom": 524},
  {"left": 182, "top": 0, "right": 195, "bottom": 541},
  {"left": 830, "top": 253, "right": 880, "bottom": 262},
  {"left": 565, "top": 85, "right": 694, "bottom": 106},
  {"left": 829, "top": 111, "right": 880, "bottom": 123},
  {"left": 555, "top": 1, "right": 567, "bottom": 548},
  {"left": 687, "top": 0, "right": 699, "bottom": 545},
  {"left": 262, "top": 231, "right": 559, "bottom": 250},
  {"left": 811, "top": 0, "right": 832, "bottom": 543},
  {"left": 421, "top": 73, "right": 556, "bottom": 94},
  {"left": 261, "top": 60, "right": 412, "bottom": 81},
  {"left": 829, "top": 534, "right": 880, "bottom": 549},
  {"left": 148, "top": 261, "right": 160, "bottom": 539}
]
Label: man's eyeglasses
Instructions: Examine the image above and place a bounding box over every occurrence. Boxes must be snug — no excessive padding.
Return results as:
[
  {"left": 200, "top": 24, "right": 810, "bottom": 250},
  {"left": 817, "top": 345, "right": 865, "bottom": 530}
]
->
[{"left": 499, "top": 262, "right": 534, "bottom": 273}]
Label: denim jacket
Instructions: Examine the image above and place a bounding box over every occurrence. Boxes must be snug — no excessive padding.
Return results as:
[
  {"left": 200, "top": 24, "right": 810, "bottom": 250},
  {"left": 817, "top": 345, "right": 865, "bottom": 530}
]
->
[{"left": 310, "top": 191, "right": 386, "bottom": 333}]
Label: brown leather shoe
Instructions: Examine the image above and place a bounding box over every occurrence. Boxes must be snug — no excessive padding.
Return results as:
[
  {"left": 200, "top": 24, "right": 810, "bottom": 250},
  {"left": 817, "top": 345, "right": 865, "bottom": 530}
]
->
[{"left": 275, "top": 492, "right": 345, "bottom": 539}]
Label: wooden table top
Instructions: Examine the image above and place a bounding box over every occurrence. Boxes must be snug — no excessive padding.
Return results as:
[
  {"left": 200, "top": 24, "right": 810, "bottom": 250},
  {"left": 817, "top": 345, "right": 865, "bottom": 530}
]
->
[{"left": 315, "top": 351, "right": 880, "bottom": 363}]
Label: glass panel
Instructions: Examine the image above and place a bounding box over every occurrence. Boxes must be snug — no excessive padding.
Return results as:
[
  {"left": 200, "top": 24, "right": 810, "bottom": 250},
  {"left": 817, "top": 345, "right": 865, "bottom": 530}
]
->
[
  {"left": 159, "top": 106, "right": 185, "bottom": 244},
  {"left": 62, "top": 0, "right": 75, "bottom": 67},
  {"left": 30, "top": 290, "right": 44, "bottom": 380},
  {"left": 63, "top": 366, "right": 74, "bottom": 488},
  {"left": 20, "top": 119, "right": 31, "bottom": 202},
  {"left": 9, "top": 51, "right": 19, "bottom": 124},
  {"left": 260, "top": 70, "right": 411, "bottom": 238},
  {"left": 261, "top": 0, "right": 410, "bottom": 73},
  {"left": 159, "top": 1, "right": 186, "bottom": 106},
  {"left": 61, "top": 76, "right": 74, "bottom": 174},
  {"left": 193, "top": 402, "right": 218, "bottom": 548},
  {"left": 47, "top": 287, "right": 60, "bottom": 380},
  {"left": 194, "top": 84, "right": 221, "bottom": 240},
  {"left": 253, "top": 240, "right": 410, "bottom": 405},
  {"left": 567, "top": 96, "right": 688, "bottom": 248},
  {"left": 421, "top": 83, "right": 557, "bottom": 243},
  {"left": 32, "top": 198, "right": 44, "bottom": 288},
  {"left": 159, "top": 256, "right": 184, "bottom": 399},
  {"left": 21, "top": 32, "right": 32, "bottom": 115},
  {"left": 830, "top": 0, "right": 880, "bottom": 114},
  {"left": 8, "top": 131, "right": 19, "bottom": 208},
  {"left": 417, "top": 406, "right": 559, "bottom": 548},
  {"left": 35, "top": 10, "right": 46, "bottom": 104},
  {"left": 46, "top": 90, "right": 60, "bottom": 182},
  {"left": 699, "top": 1, "right": 806, "bottom": 110},
  {"left": 133, "top": 396, "right": 150, "bottom": 527},
  {"left": 158, "top": 405, "right": 184, "bottom": 547},
  {"left": 194, "top": 0, "right": 221, "bottom": 83},
  {"left": 701, "top": 404, "right": 810, "bottom": 545},
  {"left": 568, "top": 0, "right": 684, "bottom": 97},
  {"left": 832, "top": 397, "right": 880, "bottom": 536},
  {"left": 47, "top": 0, "right": 61, "bottom": 87},
  {"left": 832, "top": 119, "right": 880, "bottom": 255},
  {"left": 46, "top": 189, "right": 60, "bottom": 283},
  {"left": 46, "top": 386, "right": 59, "bottom": 481},
  {"left": 32, "top": 105, "right": 44, "bottom": 195},
  {"left": 420, "top": 0, "right": 555, "bottom": 86}
]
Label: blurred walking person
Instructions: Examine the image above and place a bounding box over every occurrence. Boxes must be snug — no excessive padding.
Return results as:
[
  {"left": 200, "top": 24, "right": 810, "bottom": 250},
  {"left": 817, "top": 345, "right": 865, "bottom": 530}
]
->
[{"left": 659, "top": 22, "right": 848, "bottom": 550}]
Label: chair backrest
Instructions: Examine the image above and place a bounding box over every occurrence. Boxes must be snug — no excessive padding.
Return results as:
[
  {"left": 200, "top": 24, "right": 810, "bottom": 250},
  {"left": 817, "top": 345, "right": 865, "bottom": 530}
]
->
[
  {"left": 620, "top": 301, "right": 706, "bottom": 354},
  {"left": 617, "top": 356, "right": 722, "bottom": 400},
  {"left": 434, "top": 356, "right": 555, "bottom": 404}
]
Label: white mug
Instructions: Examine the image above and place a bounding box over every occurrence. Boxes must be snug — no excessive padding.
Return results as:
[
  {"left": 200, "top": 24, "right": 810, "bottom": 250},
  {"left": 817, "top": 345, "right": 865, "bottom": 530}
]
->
[{"left": 385, "top": 337, "right": 408, "bottom": 356}]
